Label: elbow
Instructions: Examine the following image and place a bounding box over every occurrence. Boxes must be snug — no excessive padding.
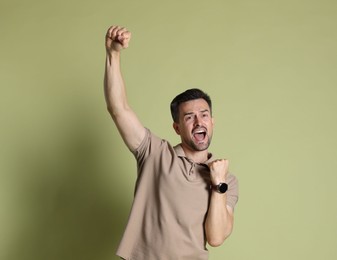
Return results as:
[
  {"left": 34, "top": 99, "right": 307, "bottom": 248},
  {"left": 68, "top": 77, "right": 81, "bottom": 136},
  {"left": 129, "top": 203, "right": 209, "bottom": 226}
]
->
[
  {"left": 106, "top": 102, "right": 129, "bottom": 119},
  {"left": 106, "top": 105, "right": 114, "bottom": 117},
  {"left": 106, "top": 105, "right": 120, "bottom": 120},
  {"left": 207, "top": 229, "right": 232, "bottom": 247},
  {"left": 208, "top": 238, "right": 225, "bottom": 247}
]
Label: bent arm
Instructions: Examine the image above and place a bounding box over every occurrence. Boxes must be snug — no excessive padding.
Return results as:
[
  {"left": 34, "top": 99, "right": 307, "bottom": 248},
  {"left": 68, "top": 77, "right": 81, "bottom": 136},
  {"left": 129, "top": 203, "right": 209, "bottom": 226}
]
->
[
  {"left": 104, "top": 26, "right": 145, "bottom": 151},
  {"left": 205, "top": 159, "right": 235, "bottom": 247},
  {"left": 205, "top": 192, "right": 234, "bottom": 247}
]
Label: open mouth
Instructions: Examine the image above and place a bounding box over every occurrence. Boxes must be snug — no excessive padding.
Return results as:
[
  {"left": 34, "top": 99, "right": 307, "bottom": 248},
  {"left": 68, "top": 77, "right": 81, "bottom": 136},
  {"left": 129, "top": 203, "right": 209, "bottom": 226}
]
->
[{"left": 193, "top": 128, "right": 207, "bottom": 142}]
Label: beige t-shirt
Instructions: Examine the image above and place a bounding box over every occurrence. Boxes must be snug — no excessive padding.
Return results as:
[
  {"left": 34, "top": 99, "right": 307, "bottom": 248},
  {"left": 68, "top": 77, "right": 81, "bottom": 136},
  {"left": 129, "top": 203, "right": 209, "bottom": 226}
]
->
[{"left": 116, "top": 129, "right": 239, "bottom": 260}]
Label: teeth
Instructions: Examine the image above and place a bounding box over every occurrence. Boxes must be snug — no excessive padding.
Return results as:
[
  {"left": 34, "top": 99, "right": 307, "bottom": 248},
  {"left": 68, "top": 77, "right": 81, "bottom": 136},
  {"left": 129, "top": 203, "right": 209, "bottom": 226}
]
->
[{"left": 193, "top": 129, "right": 206, "bottom": 134}]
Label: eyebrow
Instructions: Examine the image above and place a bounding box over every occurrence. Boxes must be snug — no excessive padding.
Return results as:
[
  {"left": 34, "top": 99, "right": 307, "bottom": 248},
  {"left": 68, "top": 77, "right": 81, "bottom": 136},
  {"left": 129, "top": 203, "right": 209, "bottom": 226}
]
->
[
  {"left": 183, "top": 109, "right": 210, "bottom": 117},
  {"left": 200, "top": 109, "right": 210, "bottom": 113}
]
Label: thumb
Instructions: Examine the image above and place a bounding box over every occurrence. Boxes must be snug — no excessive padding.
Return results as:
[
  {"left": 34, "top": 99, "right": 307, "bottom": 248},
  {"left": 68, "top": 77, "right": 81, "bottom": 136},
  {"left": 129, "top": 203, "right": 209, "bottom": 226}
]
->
[
  {"left": 117, "top": 35, "right": 124, "bottom": 42},
  {"left": 119, "top": 36, "right": 129, "bottom": 48}
]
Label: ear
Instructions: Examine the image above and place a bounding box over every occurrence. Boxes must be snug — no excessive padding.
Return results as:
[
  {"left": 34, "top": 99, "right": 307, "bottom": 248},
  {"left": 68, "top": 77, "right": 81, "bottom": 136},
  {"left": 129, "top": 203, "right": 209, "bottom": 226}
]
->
[{"left": 173, "top": 122, "right": 180, "bottom": 135}]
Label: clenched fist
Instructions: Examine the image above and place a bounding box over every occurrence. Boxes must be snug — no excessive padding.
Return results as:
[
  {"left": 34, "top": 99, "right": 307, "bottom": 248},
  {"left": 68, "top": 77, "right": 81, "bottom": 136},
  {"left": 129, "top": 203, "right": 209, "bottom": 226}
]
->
[
  {"left": 105, "top": 26, "right": 131, "bottom": 54},
  {"left": 208, "top": 159, "right": 229, "bottom": 185}
]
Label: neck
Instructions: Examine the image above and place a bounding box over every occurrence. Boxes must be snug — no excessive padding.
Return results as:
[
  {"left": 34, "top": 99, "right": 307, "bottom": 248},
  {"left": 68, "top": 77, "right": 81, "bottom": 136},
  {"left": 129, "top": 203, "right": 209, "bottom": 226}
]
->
[{"left": 180, "top": 144, "right": 209, "bottom": 163}]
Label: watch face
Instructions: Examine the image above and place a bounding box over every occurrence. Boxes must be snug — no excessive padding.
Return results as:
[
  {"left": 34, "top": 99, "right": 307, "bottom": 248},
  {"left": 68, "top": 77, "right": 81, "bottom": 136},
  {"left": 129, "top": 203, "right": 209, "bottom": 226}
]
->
[{"left": 218, "top": 183, "right": 228, "bottom": 193}]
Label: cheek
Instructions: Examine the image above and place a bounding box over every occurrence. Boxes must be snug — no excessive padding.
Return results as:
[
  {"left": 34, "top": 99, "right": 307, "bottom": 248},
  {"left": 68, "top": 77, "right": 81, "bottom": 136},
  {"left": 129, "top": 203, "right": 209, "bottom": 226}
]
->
[
  {"left": 174, "top": 123, "right": 190, "bottom": 135},
  {"left": 181, "top": 124, "right": 192, "bottom": 135},
  {"left": 207, "top": 121, "right": 214, "bottom": 133},
  {"left": 209, "top": 118, "right": 214, "bottom": 127}
]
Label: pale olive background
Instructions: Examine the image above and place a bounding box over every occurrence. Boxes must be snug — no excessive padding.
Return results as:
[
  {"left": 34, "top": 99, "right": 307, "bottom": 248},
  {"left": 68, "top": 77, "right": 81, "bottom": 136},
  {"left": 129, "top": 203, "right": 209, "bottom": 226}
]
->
[{"left": 1, "top": 0, "right": 336, "bottom": 260}]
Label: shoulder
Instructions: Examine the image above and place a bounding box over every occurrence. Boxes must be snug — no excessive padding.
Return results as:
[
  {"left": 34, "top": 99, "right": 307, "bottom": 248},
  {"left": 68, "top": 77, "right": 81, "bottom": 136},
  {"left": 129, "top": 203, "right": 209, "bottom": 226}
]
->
[{"left": 133, "top": 128, "right": 175, "bottom": 159}]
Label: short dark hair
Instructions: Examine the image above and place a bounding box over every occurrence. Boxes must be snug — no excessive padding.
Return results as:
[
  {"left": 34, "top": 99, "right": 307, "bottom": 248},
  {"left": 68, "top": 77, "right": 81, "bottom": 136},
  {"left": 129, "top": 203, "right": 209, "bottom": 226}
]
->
[{"left": 170, "top": 88, "right": 212, "bottom": 123}]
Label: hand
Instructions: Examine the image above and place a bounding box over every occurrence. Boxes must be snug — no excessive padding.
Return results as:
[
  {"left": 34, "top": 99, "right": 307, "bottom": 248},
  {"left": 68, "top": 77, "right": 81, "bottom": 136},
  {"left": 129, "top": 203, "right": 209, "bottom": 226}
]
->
[
  {"left": 208, "top": 159, "right": 229, "bottom": 185},
  {"left": 105, "top": 25, "right": 131, "bottom": 54}
]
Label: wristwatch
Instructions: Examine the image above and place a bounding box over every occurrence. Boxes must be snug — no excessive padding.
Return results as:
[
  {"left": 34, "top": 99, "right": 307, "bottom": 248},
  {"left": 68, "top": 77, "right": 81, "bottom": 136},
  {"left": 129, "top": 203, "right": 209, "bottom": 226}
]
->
[{"left": 213, "top": 183, "right": 228, "bottom": 194}]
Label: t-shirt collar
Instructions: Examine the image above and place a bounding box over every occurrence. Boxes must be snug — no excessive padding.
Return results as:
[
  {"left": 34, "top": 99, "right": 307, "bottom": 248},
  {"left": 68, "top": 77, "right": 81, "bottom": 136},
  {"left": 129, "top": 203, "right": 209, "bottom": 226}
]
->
[{"left": 174, "top": 144, "right": 214, "bottom": 165}]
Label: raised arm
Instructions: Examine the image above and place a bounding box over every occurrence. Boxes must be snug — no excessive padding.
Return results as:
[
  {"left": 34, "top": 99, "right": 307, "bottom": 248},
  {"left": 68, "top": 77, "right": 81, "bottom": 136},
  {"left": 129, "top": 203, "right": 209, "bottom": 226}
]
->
[{"left": 104, "top": 26, "right": 146, "bottom": 151}]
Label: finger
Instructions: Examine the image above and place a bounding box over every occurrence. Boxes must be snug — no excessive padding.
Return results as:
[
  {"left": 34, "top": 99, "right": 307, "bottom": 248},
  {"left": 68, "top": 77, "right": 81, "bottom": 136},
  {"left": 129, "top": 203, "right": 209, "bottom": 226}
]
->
[
  {"left": 119, "top": 37, "right": 130, "bottom": 48},
  {"left": 116, "top": 28, "right": 127, "bottom": 42},
  {"left": 116, "top": 27, "right": 127, "bottom": 36},
  {"left": 106, "top": 25, "right": 118, "bottom": 38},
  {"left": 110, "top": 26, "right": 121, "bottom": 39},
  {"left": 117, "top": 35, "right": 126, "bottom": 43},
  {"left": 122, "top": 31, "right": 131, "bottom": 39},
  {"left": 117, "top": 29, "right": 131, "bottom": 43}
]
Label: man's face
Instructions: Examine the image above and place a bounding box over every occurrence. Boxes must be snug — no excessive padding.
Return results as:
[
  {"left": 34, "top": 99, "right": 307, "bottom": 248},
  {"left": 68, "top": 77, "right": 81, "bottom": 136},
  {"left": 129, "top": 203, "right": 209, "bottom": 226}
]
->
[{"left": 173, "top": 98, "right": 214, "bottom": 152}]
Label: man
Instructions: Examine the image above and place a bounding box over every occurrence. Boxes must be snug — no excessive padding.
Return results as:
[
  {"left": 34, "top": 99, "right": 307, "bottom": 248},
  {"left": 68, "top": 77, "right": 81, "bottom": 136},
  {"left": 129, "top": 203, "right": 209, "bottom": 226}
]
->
[{"left": 104, "top": 25, "right": 238, "bottom": 260}]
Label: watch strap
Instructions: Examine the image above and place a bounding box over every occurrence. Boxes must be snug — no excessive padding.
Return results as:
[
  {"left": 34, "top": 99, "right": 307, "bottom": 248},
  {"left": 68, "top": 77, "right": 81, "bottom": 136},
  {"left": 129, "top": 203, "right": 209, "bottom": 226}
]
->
[{"left": 212, "top": 182, "right": 228, "bottom": 193}]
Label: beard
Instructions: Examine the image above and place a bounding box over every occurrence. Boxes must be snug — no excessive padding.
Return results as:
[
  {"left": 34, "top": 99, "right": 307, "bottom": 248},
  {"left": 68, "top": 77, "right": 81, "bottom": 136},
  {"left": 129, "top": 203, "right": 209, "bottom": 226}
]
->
[{"left": 186, "top": 133, "right": 212, "bottom": 151}]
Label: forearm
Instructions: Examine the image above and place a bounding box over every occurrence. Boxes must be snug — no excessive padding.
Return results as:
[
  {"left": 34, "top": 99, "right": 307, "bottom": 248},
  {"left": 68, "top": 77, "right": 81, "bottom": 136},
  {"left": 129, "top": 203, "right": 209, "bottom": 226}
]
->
[
  {"left": 205, "top": 191, "right": 233, "bottom": 247},
  {"left": 104, "top": 51, "right": 130, "bottom": 117}
]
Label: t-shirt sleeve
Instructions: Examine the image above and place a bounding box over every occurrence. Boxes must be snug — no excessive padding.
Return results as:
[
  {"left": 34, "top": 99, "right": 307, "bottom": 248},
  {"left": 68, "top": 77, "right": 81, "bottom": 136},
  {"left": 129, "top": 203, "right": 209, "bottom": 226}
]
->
[
  {"left": 132, "top": 128, "right": 167, "bottom": 173},
  {"left": 226, "top": 174, "right": 239, "bottom": 210},
  {"left": 132, "top": 128, "right": 151, "bottom": 158}
]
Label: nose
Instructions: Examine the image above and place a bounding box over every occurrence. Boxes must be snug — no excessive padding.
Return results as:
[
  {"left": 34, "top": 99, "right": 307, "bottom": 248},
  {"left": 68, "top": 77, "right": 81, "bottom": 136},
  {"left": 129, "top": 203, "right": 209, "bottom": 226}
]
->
[{"left": 193, "top": 115, "right": 201, "bottom": 126}]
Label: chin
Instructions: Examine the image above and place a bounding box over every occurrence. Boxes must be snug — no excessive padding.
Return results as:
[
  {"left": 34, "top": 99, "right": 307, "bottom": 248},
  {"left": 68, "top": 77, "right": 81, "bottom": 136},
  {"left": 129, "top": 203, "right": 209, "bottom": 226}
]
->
[{"left": 193, "top": 142, "right": 210, "bottom": 151}]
